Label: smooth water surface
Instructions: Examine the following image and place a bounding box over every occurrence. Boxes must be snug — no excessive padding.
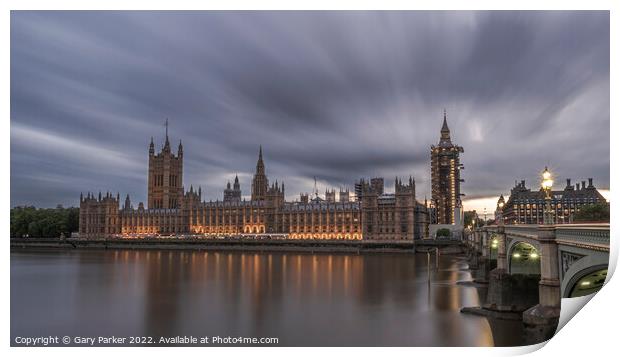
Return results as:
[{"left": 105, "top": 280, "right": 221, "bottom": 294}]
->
[{"left": 11, "top": 249, "right": 524, "bottom": 346}]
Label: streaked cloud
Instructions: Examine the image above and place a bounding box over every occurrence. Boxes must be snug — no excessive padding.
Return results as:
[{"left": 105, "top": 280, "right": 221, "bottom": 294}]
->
[
  {"left": 12, "top": 123, "right": 141, "bottom": 171},
  {"left": 10, "top": 11, "right": 609, "bottom": 207}
]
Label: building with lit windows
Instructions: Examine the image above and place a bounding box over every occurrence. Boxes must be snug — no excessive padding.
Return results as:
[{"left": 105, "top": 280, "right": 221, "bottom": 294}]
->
[
  {"left": 498, "top": 178, "right": 607, "bottom": 225},
  {"left": 79, "top": 127, "right": 430, "bottom": 240}
]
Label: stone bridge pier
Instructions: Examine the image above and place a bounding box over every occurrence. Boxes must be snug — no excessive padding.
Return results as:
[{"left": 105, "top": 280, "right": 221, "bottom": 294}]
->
[
  {"left": 522, "top": 225, "right": 561, "bottom": 340},
  {"left": 485, "top": 226, "right": 519, "bottom": 312},
  {"left": 467, "top": 229, "right": 488, "bottom": 284}
]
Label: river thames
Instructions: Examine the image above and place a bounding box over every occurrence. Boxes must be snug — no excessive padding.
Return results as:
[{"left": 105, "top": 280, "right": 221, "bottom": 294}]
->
[{"left": 11, "top": 249, "right": 524, "bottom": 346}]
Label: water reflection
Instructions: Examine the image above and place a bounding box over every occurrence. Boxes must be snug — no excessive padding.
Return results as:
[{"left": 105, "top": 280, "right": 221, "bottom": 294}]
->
[{"left": 11, "top": 249, "right": 523, "bottom": 346}]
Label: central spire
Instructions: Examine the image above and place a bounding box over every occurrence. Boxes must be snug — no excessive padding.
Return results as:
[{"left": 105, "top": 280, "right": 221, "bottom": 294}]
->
[
  {"left": 256, "top": 145, "right": 265, "bottom": 174},
  {"left": 251, "top": 145, "right": 268, "bottom": 201},
  {"left": 234, "top": 174, "right": 240, "bottom": 190},
  {"left": 163, "top": 118, "right": 171, "bottom": 151}
]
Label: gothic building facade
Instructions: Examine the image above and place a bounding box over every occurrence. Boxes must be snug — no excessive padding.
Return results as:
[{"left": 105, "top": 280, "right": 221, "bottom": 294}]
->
[
  {"left": 357, "top": 177, "right": 417, "bottom": 240},
  {"left": 430, "top": 111, "right": 464, "bottom": 224},
  {"left": 79, "top": 128, "right": 431, "bottom": 240}
]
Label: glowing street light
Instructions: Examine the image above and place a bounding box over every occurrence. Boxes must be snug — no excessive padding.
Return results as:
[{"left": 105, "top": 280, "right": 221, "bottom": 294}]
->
[
  {"left": 542, "top": 167, "right": 553, "bottom": 193},
  {"left": 542, "top": 166, "right": 554, "bottom": 225},
  {"left": 497, "top": 200, "right": 505, "bottom": 226}
]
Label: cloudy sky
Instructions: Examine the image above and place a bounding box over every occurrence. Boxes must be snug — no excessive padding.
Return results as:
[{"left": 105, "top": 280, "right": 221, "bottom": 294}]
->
[{"left": 10, "top": 11, "right": 609, "bottom": 212}]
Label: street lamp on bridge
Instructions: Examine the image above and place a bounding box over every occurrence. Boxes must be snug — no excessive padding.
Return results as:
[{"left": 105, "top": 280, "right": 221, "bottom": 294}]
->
[
  {"left": 497, "top": 200, "right": 504, "bottom": 227},
  {"left": 542, "top": 166, "right": 554, "bottom": 225}
]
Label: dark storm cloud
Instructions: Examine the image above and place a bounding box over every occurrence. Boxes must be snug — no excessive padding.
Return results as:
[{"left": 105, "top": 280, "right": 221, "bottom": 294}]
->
[{"left": 10, "top": 11, "right": 610, "bottom": 207}]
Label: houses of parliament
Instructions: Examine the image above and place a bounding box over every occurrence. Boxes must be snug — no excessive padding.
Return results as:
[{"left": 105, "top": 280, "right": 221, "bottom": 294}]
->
[{"left": 79, "top": 115, "right": 463, "bottom": 240}]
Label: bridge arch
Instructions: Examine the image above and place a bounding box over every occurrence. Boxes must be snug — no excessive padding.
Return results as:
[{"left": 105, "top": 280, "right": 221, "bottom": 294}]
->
[
  {"left": 564, "top": 265, "right": 607, "bottom": 298},
  {"left": 506, "top": 235, "right": 541, "bottom": 256},
  {"left": 562, "top": 251, "right": 609, "bottom": 298},
  {"left": 508, "top": 241, "right": 541, "bottom": 275}
]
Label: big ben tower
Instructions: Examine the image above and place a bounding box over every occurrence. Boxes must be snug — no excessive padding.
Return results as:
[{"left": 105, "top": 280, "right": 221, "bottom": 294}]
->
[{"left": 430, "top": 111, "right": 464, "bottom": 224}]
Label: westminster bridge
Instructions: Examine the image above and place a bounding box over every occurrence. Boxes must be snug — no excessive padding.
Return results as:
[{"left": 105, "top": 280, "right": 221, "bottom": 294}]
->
[{"left": 464, "top": 223, "right": 609, "bottom": 341}]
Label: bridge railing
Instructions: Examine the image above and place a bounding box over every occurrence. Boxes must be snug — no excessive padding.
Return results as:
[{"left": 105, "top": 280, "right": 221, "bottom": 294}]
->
[
  {"left": 555, "top": 224, "right": 610, "bottom": 250},
  {"left": 470, "top": 224, "right": 609, "bottom": 248},
  {"left": 504, "top": 225, "right": 541, "bottom": 240}
]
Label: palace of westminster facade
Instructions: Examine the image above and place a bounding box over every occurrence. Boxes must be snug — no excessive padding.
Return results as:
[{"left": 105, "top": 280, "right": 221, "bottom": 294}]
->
[{"left": 79, "top": 115, "right": 464, "bottom": 240}]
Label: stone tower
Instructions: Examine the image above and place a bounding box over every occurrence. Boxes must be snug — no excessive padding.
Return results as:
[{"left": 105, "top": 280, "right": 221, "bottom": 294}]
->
[
  {"left": 430, "top": 110, "right": 464, "bottom": 224},
  {"left": 79, "top": 192, "right": 120, "bottom": 238},
  {"left": 147, "top": 120, "right": 184, "bottom": 209},
  {"left": 251, "top": 146, "right": 269, "bottom": 201},
  {"left": 339, "top": 188, "right": 350, "bottom": 203},
  {"left": 267, "top": 180, "right": 285, "bottom": 207},
  {"left": 395, "top": 176, "right": 416, "bottom": 239},
  {"left": 325, "top": 189, "right": 336, "bottom": 202},
  {"left": 224, "top": 175, "right": 242, "bottom": 203},
  {"left": 360, "top": 179, "right": 378, "bottom": 239}
]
